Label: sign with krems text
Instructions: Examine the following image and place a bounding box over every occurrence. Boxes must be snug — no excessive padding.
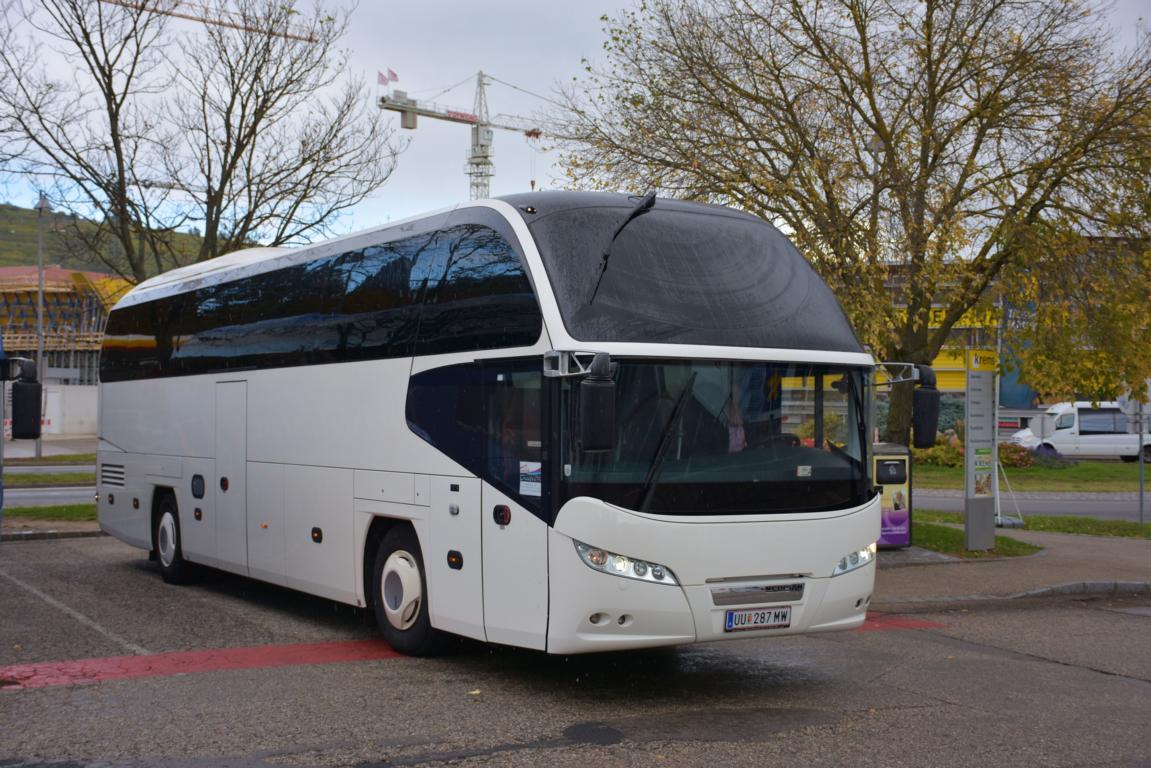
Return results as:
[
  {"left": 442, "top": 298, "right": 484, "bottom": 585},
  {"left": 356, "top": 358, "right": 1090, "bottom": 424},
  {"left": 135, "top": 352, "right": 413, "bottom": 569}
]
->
[{"left": 965, "top": 349, "right": 997, "bottom": 550}]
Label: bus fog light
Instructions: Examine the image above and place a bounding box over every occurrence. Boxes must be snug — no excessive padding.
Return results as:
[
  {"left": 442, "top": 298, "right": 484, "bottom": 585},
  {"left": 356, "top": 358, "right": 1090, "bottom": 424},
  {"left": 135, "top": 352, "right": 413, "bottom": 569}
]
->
[
  {"left": 832, "top": 542, "right": 877, "bottom": 577},
  {"left": 574, "top": 541, "right": 678, "bottom": 585}
]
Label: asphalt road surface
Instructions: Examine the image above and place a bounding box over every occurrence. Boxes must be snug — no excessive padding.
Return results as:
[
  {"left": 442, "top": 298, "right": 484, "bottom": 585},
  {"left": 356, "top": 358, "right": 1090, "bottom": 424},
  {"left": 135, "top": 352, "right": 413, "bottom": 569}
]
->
[{"left": 1, "top": 536, "right": 1149, "bottom": 768}]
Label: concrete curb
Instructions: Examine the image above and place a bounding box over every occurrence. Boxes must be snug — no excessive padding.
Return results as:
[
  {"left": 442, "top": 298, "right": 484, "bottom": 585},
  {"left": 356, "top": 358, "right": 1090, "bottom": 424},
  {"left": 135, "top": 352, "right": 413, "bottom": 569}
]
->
[
  {"left": 1, "top": 529, "right": 106, "bottom": 542},
  {"left": 874, "top": 580, "right": 1151, "bottom": 608}
]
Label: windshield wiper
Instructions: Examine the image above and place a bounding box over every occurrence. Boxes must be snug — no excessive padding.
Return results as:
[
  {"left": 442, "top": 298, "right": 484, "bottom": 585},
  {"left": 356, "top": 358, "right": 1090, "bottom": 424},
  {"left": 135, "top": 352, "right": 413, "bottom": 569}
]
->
[
  {"left": 637, "top": 371, "right": 697, "bottom": 513},
  {"left": 588, "top": 191, "right": 656, "bottom": 304}
]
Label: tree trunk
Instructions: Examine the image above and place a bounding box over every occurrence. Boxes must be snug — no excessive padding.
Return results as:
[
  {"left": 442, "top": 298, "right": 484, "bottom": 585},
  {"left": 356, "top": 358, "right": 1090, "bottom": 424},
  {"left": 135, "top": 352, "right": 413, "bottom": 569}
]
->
[{"left": 884, "top": 380, "right": 914, "bottom": 446}]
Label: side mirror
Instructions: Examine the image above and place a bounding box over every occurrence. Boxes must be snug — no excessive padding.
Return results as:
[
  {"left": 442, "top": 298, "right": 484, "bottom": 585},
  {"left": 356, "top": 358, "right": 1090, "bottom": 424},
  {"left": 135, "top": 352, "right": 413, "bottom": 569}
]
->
[
  {"left": 579, "top": 352, "right": 616, "bottom": 453},
  {"left": 911, "top": 365, "right": 940, "bottom": 449}
]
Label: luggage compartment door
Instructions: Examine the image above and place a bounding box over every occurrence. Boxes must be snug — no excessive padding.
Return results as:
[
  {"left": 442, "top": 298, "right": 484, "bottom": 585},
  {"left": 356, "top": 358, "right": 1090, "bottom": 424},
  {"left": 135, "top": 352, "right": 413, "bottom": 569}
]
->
[{"left": 215, "top": 381, "right": 248, "bottom": 573}]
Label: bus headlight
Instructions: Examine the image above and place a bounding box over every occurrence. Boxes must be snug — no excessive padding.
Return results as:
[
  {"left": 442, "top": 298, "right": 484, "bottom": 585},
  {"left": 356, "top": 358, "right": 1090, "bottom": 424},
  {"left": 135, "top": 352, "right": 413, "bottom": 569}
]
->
[
  {"left": 574, "top": 540, "right": 678, "bottom": 585},
  {"left": 832, "top": 542, "right": 877, "bottom": 577}
]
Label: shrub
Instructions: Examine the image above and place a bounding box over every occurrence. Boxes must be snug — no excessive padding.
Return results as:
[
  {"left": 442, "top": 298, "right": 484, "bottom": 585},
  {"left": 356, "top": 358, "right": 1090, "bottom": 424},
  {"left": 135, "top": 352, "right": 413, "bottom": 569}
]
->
[
  {"left": 997, "top": 442, "right": 1034, "bottom": 469},
  {"left": 913, "top": 439, "right": 964, "bottom": 467},
  {"left": 1030, "top": 445, "right": 1076, "bottom": 469}
]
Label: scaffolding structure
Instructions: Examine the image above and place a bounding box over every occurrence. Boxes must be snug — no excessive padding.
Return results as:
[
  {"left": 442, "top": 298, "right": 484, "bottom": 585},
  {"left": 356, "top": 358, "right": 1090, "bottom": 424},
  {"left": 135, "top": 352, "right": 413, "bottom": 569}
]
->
[{"left": 0, "top": 266, "right": 131, "bottom": 384}]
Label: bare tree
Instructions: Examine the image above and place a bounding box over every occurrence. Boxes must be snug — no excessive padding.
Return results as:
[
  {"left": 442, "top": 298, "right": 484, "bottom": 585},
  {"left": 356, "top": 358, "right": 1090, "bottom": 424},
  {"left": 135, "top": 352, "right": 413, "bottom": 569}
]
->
[
  {"left": 0, "top": 0, "right": 402, "bottom": 281},
  {"left": 0, "top": 0, "right": 178, "bottom": 281},
  {"left": 165, "top": 0, "right": 402, "bottom": 260},
  {"left": 553, "top": 0, "right": 1151, "bottom": 440}
]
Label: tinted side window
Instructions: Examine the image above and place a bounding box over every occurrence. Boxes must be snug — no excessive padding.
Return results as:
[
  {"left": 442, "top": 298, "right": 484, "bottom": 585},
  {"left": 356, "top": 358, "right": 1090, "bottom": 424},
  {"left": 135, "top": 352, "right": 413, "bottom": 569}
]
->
[
  {"left": 406, "top": 360, "right": 544, "bottom": 514},
  {"left": 101, "top": 296, "right": 182, "bottom": 381},
  {"left": 405, "top": 363, "right": 487, "bottom": 477},
  {"left": 101, "top": 229, "right": 450, "bottom": 381},
  {"left": 320, "top": 243, "right": 417, "bottom": 362},
  {"left": 416, "top": 224, "right": 542, "bottom": 356},
  {"left": 172, "top": 260, "right": 332, "bottom": 374}
]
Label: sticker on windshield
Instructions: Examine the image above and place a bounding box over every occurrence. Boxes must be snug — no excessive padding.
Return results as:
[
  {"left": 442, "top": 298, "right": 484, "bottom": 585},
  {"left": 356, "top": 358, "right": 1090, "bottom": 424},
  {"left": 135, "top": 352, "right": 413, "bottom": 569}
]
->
[
  {"left": 797, "top": 465, "right": 812, "bottom": 477},
  {"left": 519, "top": 461, "right": 542, "bottom": 497}
]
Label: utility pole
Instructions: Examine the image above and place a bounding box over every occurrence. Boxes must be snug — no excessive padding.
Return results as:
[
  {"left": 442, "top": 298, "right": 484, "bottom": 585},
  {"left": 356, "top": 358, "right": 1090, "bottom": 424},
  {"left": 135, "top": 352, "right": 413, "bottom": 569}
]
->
[{"left": 34, "top": 192, "right": 51, "bottom": 459}]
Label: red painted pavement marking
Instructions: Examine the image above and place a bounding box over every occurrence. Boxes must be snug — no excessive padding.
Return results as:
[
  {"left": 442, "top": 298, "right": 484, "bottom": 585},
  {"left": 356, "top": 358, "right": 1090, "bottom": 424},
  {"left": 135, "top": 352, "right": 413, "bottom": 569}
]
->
[
  {"left": 0, "top": 638, "right": 401, "bottom": 690},
  {"left": 0, "top": 616, "right": 940, "bottom": 690},
  {"left": 856, "top": 613, "right": 944, "bottom": 632}
]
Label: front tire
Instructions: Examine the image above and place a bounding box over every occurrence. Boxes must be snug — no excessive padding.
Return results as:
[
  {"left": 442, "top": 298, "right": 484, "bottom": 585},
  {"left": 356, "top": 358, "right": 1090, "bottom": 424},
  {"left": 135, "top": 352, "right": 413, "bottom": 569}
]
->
[
  {"left": 372, "top": 525, "right": 444, "bottom": 656},
  {"left": 154, "top": 493, "right": 193, "bottom": 584}
]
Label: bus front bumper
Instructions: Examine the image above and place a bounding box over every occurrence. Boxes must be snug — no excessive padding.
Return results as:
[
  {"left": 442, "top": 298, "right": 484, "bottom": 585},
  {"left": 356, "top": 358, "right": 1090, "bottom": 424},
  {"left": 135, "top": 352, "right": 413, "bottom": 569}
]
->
[{"left": 546, "top": 527, "right": 875, "bottom": 654}]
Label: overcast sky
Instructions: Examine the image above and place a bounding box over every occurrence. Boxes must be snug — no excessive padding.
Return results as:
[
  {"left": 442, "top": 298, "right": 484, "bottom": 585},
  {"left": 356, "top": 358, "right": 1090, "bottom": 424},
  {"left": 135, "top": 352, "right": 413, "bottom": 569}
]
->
[
  {"left": 337, "top": 0, "right": 632, "bottom": 230},
  {"left": 338, "top": 0, "right": 1149, "bottom": 232},
  {"left": 5, "top": 0, "right": 1148, "bottom": 238}
]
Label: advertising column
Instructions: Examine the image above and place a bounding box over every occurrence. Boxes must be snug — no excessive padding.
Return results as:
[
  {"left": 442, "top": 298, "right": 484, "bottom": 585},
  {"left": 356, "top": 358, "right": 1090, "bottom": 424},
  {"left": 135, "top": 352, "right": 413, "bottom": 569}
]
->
[{"left": 965, "top": 349, "right": 997, "bottom": 550}]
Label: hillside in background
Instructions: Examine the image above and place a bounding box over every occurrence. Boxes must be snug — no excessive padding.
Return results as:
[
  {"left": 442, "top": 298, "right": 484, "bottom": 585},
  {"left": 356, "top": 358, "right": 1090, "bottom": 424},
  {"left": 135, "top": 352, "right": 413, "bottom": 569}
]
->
[{"left": 0, "top": 203, "right": 205, "bottom": 276}]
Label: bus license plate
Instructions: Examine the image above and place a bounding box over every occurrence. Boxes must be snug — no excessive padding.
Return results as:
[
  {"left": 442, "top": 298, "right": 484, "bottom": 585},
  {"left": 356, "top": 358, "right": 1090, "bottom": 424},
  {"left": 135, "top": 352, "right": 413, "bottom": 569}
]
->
[{"left": 725, "top": 606, "right": 792, "bottom": 632}]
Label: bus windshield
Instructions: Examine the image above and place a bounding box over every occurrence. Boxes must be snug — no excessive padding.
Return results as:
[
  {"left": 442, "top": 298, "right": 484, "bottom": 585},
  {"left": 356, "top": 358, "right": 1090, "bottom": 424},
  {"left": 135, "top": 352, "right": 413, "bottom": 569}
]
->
[{"left": 561, "top": 360, "right": 871, "bottom": 515}]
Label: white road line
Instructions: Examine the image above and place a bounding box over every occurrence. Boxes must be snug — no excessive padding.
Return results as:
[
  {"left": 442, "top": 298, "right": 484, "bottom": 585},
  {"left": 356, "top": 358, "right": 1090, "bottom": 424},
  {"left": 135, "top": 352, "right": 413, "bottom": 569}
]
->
[{"left": 0, "top": 567, "right": 151, "bottom": 656}]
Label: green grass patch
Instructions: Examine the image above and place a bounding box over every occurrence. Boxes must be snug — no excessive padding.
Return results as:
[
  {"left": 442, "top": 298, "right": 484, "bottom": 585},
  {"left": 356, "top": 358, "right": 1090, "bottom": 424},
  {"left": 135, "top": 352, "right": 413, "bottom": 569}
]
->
[
  {"left": 913, "top": 461, "right": 1147, "bottom": 492},
  {"left": 911, "top": 520, "right": 1042, "bottom": 558},
  {"left": 3, "top": 472, "right": 95, "bottom": 487},
  {"left": 5, "top": 453, "right": 97, "bottom": 466},
  {"left": 2, "top": 503, "right": 97, "bottom": 521},
  {"left": 917, "top": 509, "right": 1151, "bottom": 540}
]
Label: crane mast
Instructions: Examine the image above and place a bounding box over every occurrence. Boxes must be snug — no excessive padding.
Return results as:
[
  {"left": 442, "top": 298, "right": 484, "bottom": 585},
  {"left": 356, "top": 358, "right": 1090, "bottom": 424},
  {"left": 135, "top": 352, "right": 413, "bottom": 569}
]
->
[{"left": 379, "top": 71, "right": 542, "bottom": 200}]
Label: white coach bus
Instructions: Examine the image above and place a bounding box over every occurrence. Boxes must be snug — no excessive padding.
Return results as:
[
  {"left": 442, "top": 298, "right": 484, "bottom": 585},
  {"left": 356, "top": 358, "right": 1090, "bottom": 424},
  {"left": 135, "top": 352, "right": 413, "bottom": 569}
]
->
[{"left": 97, "top": 192, "right": 937, "bottom": 655}]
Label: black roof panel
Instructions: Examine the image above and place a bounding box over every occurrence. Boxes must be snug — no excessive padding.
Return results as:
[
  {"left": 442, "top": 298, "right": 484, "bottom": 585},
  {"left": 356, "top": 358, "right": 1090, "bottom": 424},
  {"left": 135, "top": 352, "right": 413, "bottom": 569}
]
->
[{"left": 497, "top": 192, "right": 864, "bottom": 354}]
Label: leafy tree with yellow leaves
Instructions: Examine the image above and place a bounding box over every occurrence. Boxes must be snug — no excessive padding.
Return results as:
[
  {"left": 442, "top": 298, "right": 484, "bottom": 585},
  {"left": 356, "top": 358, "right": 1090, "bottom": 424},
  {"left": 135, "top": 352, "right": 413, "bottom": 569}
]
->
[{"left": 552, "top": 0, "right": 1151, "bottom": 441}]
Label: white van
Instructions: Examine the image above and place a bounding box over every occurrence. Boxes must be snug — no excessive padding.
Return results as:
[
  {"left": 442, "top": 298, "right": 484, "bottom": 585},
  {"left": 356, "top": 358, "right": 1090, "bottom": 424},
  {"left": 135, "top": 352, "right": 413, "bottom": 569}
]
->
[{"left": 1011, "top": 402, "right": 1151, "bottom": 461}]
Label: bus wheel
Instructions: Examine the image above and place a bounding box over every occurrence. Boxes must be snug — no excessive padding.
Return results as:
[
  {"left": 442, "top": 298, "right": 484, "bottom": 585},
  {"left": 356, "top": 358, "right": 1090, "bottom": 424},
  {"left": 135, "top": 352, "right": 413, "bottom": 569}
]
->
[
  {"left": 372, "top": 526, "right": 443, "bottom": 656},
  {"left": 154, "top": 493, "right": 193, "bottom": 584}
]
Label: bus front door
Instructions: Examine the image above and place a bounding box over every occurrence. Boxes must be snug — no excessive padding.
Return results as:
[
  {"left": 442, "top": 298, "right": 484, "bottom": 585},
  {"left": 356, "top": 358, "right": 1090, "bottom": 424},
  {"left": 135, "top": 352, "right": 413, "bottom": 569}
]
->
[
  {"left": 481, "top": 483, "right": 548, "bottom": 650},
  {"left": 480, "top": 361, "right": 548, "bottom": 650}
]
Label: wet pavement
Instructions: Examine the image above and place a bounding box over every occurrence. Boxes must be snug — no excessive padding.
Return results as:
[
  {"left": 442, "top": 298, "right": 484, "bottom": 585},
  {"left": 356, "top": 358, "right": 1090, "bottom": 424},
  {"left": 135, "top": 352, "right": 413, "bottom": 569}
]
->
[{"left": 1, "top": 535, "right": 1149, "bottom": 767}]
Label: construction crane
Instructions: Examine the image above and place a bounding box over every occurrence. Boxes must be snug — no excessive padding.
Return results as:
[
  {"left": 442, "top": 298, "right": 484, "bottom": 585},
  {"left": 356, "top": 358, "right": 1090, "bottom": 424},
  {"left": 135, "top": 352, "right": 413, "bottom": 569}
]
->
[
  {"left": 98, "top": 0, "right": 318, "bottom": 43},
  {"left": 379, "top": 71, "right": 542, "bottom": 200}
]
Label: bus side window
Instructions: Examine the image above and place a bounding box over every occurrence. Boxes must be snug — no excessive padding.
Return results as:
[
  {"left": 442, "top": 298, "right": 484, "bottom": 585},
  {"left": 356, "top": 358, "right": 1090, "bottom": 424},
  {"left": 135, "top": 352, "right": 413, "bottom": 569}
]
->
[
  {"left": 415, "top": 224, "right": 542, "bottom": 356},
  {"left": 405, "top": 361, "right": 544, "bottom": 513},
  {"left": 405, "top": 363, "right": 487, "bottom": 476}
]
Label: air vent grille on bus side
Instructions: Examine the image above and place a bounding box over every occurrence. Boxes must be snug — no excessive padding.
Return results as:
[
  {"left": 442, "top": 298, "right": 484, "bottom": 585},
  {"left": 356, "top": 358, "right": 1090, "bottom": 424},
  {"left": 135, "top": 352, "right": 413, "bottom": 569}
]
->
[{"left": 101, "top": 464, "right": 126, "bottom": 487}]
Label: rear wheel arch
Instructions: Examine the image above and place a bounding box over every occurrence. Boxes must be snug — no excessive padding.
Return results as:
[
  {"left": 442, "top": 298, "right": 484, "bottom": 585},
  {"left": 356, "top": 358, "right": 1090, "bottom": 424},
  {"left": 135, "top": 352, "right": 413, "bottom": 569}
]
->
[
  {"left": 362, "top": 516, "right": 406, "bottom": 609},
  {"left": 149, "top": 486, "right": 177, "bottom": 550},
  {"left": 151, "top": 486, "right": 193, "bottom": 584}
]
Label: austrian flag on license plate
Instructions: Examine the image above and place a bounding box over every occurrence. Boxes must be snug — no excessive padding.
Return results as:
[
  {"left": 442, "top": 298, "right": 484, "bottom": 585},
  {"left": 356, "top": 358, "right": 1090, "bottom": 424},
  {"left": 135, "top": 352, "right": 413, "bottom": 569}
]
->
[{"left": 725, "top": 606, "right": 792, "bottom": 632}]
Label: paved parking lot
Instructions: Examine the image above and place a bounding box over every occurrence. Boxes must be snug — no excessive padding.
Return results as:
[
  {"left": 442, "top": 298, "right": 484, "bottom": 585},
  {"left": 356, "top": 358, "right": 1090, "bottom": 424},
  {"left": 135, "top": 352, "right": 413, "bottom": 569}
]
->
[{"left": 2, "top": 536, "right": 1150, "bottom": 768}]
